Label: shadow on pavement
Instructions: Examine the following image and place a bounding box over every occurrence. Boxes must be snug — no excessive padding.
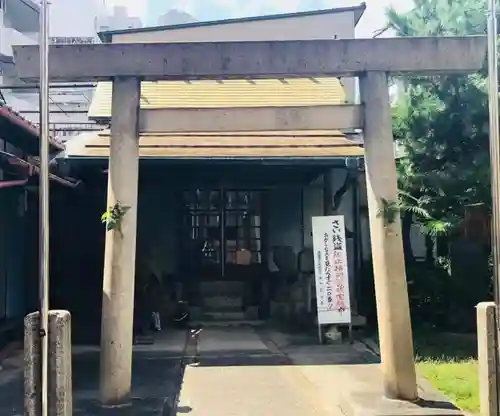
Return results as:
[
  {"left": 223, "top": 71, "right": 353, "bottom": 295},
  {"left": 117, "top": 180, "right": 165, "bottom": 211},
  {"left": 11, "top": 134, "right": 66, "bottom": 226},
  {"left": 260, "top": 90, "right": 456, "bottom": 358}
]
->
[{"left": 72, "top": 350, "right": 184, "bottom": 416}]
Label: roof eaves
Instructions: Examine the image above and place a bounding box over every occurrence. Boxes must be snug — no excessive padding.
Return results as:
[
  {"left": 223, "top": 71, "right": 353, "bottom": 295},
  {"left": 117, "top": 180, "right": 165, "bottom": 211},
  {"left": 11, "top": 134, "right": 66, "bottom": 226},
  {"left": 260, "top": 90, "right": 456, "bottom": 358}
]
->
[
  {"left": 99, "top": 3, "right": 367, "bottom": 42},
  {"left": 0, "top": 103, "right": 65, "bottom": 152},
  {"left": 354, "top": 2, "right": 367, "bottom": 26},
  {"left": 0, "top": 150, "right": 80, "bottom": 188}
]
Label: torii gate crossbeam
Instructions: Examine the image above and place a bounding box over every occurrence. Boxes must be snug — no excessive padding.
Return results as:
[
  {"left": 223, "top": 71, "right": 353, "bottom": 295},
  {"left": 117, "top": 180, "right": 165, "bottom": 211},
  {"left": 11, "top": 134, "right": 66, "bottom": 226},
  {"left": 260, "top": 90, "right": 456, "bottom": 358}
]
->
[
  {"left": 13, "top": 37, "right": 486, "bottom": 81},
  {"left": 13, "top": 36, "right": 488, "bottom": 406}
]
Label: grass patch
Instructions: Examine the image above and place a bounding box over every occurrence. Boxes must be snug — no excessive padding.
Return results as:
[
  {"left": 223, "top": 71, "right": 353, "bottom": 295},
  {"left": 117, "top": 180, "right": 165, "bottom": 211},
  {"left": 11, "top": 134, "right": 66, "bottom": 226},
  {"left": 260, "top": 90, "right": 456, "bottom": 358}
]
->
[
  {"left": 414, "top": 332, "right": 479, "bottom": 414},
  {"left": 416, "top": 359, "right": 478, "bottom": 414}
]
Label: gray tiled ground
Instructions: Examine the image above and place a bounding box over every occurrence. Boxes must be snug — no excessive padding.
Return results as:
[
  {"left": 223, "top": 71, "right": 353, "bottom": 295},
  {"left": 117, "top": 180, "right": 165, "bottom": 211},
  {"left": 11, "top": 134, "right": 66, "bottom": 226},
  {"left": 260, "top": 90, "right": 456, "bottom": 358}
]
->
[
  {"left": 0, "top": 367, "right": 23, "bottom": 416},
  {"left": 0, "top": 351, "right": 184, "bottom": 416},
  {"left": 72, "top": 352, "right": 182, "bottom": 415},
  {"left": 0, "top": 328, "right": 189, "bottom": 416}
]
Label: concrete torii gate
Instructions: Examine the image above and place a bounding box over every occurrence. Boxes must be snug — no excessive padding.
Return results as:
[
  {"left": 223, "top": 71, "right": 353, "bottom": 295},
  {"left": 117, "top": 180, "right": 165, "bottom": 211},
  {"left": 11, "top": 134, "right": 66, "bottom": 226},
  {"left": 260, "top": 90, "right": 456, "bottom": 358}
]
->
[{"left": 13, "top": 36, "right": 487, "bottom": 406}]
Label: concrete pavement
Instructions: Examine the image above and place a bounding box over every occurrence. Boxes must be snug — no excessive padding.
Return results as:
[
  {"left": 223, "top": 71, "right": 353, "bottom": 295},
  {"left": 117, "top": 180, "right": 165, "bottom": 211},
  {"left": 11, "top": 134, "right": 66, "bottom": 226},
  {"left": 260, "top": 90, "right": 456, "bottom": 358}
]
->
[
  {"left": 0, "top": 330, "right": 190, "bottom": 416},
  {"left": 175, "top": 326, "right": 374, "bottom": 416},
  {"left": 178, "top": 363, "right": 340, "bottom": 416},
  {"left": 0, "top": 350, "right": 183, "bottom": 416}
]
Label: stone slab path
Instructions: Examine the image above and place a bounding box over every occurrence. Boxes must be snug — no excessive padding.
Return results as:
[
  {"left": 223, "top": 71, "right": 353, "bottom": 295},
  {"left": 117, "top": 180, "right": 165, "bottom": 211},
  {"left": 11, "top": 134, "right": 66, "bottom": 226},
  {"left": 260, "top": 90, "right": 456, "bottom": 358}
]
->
[
  {"left": 175, "top": 326, "right": 372, "bottom": 416},
  {"left": 177, "top": 363, "right": 338, "bottom": 416}
]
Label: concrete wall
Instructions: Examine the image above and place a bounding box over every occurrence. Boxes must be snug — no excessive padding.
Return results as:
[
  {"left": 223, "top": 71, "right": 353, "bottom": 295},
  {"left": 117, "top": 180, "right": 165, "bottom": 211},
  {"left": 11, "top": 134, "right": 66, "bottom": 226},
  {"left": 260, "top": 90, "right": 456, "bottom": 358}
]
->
[
  {"left": 267, "top": 187, "right": 303, "bottom": 272},
  {"left": 110, "top": 11, "right": 357, "bottom": 102},
  {"left": 0, "top": 187, "right": 27, "bottom": 321},
  {"left": 1, "top": 0, "right": 38, "bottom": 34},
  {"left": 136, "top": 187, "right": 178, "bottom": 278},
  {"left": 112, "top": 12, "right": 355, "bottom": 43}
]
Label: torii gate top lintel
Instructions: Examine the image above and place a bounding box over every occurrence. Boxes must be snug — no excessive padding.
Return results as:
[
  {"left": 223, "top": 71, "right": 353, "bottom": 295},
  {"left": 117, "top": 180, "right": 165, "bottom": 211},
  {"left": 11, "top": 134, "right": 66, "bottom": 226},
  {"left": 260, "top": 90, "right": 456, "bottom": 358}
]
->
[{"left": 13, "top": 36, "right": 487, "bottom": 82}]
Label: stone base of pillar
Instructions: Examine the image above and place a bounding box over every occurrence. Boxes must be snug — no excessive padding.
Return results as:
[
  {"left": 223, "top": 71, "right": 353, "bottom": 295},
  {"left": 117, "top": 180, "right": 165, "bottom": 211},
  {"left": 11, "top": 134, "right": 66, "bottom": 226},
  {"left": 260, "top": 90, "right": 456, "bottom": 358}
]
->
[
  {"left": 338, "top": 364, "right": 465, "bottom": 416},
  {"left": 24, "top": 310, "right": 72, "bottom": 416}
]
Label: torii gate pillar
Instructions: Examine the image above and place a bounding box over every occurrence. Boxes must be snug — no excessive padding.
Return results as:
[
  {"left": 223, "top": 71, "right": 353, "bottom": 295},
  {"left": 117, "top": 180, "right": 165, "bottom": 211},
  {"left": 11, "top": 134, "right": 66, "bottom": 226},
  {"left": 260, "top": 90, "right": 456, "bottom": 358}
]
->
[
  {"left": 360, "top": 71, "right": 418, "bottom": 400},
  {"left": 99, "top": 76, "right": 141, "bottom": 405}
]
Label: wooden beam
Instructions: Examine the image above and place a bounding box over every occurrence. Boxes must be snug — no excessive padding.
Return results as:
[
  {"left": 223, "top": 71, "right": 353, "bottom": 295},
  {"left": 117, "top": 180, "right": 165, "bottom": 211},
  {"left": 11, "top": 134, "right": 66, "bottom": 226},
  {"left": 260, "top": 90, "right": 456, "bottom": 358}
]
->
[
  {"left": 13, "top": 37, "right": 487, "bottom": 82},
  {"left": 88, "top": 136, "right": 357, "bottom": 147},
  {"left": 72, "top": 145, "right": 364, "bottom": 158},
  {"left": 139, "top": 105, "right": 363, "bottom": 133}
]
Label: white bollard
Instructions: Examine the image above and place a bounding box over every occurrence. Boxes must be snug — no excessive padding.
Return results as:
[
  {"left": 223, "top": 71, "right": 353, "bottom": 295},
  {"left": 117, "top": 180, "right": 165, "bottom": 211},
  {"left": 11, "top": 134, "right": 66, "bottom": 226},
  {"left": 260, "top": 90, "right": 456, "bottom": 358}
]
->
[
  {"left": 476, "top": 302, "right": 498, "bottom": 416},
  {"left": 24, "top": 310, "right": 72, "bottom": 416}
]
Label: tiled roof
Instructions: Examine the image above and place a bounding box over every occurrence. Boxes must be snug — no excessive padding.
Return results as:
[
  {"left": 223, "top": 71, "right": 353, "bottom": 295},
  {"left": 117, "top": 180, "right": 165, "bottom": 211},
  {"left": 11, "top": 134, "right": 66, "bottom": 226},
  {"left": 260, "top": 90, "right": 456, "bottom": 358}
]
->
[
  {"left": 65, "top": 130, "right": 364, "bottom": 159},
  {"left": 0, "top": 102, "right": 64, "bottom": 152},
  {"left": 88, "top": 77, "right": 347, "bottom": 119},
  {"left": 0, "top": 149, "right": 79, "bottom": 187}
]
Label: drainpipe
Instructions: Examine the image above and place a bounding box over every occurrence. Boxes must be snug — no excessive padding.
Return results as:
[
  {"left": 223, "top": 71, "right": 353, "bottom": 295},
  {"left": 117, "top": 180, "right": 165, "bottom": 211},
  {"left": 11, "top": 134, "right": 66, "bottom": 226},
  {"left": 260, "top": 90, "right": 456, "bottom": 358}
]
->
[
  {"left": 0, "top": 179, "right": 27, "bottom": 188},
  {"left": 351, "top": 159, "right": 361, "bottom": 316}
]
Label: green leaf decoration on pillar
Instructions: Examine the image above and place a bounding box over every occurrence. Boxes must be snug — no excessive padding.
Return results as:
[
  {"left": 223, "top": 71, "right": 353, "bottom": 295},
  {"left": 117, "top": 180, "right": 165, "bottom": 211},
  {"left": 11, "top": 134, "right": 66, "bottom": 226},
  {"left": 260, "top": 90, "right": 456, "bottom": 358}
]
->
[{"left": 101, "top": 201, "right": 131, "bottom": 237}]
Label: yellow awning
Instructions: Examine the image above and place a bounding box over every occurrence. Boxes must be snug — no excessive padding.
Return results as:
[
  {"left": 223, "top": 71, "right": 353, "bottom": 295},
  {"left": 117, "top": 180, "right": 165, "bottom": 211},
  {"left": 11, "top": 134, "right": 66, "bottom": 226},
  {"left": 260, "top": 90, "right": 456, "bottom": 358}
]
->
[
  {"left": 88, "top": 77, "right": 347, "bottom": 119},
  {"left": 66, "top": 130, "right": 364, "bottom": 159}
]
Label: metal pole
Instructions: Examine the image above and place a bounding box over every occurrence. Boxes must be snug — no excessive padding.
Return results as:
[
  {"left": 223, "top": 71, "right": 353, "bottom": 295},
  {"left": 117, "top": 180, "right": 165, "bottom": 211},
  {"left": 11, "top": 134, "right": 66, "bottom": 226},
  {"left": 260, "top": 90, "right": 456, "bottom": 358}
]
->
[
  {"left": 17, "top": 110, "right": 91, "bottom": 114},
  {"left": 0, "top": 83, "right": 95, "bottom": 89},
  {"left": 220, "top": 187, "right": 225, "bottom": 278},
  {"left": 39, "top": 1, "right": 50, "bottom": 416},
  {"left": 351, "top": 164, "right": 361, "bottom": 315},
  {"left": 487, "top": 0, "right": 500, "bottom": 412}
]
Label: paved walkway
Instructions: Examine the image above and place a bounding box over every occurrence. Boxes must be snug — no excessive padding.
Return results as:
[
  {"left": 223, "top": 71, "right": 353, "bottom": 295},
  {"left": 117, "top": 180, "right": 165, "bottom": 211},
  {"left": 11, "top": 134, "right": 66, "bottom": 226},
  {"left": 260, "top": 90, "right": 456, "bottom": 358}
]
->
[{"left": 176, "top": 326, "right": 374, "bottom": 416}]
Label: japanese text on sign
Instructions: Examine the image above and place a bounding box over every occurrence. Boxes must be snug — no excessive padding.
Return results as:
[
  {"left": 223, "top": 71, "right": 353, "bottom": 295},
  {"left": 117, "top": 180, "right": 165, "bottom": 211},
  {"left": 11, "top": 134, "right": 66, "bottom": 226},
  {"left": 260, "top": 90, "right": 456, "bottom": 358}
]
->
[{"left": 312, "top": 216, "right": 351, "bottom": 324}]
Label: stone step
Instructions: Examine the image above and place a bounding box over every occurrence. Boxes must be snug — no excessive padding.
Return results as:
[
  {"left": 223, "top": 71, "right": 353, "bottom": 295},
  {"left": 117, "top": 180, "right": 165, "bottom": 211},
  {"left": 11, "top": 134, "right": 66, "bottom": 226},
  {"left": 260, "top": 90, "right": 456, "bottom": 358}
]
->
[
  {"left": 203, "top": 311, "right": 246, "bottom": 321},
  {"left": 204, "top": 296, "right": 243, "bottom": 309},
  {"left": 199, "top": 281, "right": 244, "bottom": 297},
  {"left": 191, "top": 319, "right": 265, "bottom": 327},
  {"left": 202, "top": 305, "right": 243, "bottom": 314},
  {"left": 244, "top": 306, "right": 259, "bottom": 321}
]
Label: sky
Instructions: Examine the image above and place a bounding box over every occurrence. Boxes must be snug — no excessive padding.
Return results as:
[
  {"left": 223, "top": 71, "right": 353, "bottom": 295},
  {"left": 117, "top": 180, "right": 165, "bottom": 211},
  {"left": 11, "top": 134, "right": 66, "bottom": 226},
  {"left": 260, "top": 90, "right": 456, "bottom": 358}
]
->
[{"left": 105, "top": 0, "right": 414, "bottom": 37}]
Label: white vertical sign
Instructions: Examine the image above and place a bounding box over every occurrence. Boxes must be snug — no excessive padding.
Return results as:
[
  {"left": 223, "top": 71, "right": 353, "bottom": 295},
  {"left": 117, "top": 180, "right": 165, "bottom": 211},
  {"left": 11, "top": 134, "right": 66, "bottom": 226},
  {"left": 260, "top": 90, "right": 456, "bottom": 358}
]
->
[{"left": 312, "top": 215, "right": 351, "bottom": 324}]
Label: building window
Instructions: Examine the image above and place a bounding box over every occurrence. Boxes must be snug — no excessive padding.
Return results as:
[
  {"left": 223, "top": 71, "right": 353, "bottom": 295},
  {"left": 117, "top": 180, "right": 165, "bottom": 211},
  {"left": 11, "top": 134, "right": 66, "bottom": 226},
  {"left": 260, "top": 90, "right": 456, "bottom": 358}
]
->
[{"left": 182, "top": 189, "right": 264, "bottom": 270}]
